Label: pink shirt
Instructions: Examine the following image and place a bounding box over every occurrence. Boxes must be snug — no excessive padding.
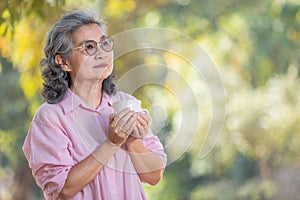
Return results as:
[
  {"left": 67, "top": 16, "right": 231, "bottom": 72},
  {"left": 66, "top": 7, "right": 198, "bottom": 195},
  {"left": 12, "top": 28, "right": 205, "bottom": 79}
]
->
[{"left": 22, "top": 89, "right": 167, "bottom": 200}]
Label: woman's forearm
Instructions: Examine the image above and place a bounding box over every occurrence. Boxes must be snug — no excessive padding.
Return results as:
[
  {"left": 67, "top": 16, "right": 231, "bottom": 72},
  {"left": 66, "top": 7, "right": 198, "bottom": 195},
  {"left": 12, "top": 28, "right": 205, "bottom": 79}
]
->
[
  {"left": 58, "top": 140, "right": 119, "bottom": 199},
  {"left": 126, "top": 138, "right": 164, "bottom": 185}
]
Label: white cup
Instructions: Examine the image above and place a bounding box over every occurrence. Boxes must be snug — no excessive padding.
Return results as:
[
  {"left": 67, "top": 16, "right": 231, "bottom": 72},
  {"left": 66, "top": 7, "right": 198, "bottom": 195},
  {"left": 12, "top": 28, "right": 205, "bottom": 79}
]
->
[
  {"left": 113, "top": 99, "right": 153, "bottom": 138},
  {"left": 113, "top": 99, "right": 143, "bottom": 113}
]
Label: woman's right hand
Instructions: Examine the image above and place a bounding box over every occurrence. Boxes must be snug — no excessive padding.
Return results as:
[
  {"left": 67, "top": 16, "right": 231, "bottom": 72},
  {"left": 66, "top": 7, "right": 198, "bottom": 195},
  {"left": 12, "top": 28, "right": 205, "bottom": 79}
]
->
[{"left": 108, "top": 108, "right": 137, "bottom": 146}]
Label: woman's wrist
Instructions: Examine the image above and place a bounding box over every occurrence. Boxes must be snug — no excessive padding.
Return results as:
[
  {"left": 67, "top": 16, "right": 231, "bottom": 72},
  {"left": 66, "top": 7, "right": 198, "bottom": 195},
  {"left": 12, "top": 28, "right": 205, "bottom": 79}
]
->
[
  {"left": 126, "top": 137, "right": 143, "bottom": 152},
  {"left": 106, "top": 138, "right": 121, "bottom": 147},
  {"left": 92, "top": 139, "right": 120, "bottom": 164}
]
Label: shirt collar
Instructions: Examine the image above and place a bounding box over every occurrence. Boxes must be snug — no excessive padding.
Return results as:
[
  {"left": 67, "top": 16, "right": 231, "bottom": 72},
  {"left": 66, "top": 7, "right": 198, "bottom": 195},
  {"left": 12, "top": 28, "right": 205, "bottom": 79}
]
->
[
  {"left": 60, "top": 88, "right": 82, "bottom": 115},
  {"left": 60, "top": 88, "right": 113, "bottom": 115},
  {"left": 96, "top": 91, "right": 113, "bottom": 112}
]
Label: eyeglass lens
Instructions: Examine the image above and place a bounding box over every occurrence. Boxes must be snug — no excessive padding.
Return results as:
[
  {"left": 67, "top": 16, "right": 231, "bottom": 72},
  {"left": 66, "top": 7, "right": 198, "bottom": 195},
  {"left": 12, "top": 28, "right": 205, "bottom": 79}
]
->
[{"left": 84, "top": 37, "right": 113, "bottom": 56}]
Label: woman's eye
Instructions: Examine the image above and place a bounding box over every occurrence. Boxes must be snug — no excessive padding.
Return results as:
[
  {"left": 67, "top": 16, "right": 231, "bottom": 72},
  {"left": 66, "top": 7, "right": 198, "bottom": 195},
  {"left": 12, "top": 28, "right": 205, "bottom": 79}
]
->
[
  {"left": 102, "top": 41, "right": 109, "bottom": 47},
  {"left": 85, "top": 42, "right": 96, "bottom": 50},
  {"left": 86, "top": 45, "right": 94, "bottom": 49}
]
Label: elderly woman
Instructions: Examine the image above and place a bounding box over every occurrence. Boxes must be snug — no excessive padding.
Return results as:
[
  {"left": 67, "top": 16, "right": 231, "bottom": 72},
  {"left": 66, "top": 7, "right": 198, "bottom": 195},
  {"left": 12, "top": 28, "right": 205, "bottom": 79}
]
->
[{"left": 22, "top": 10, "right": 167, "bottom": 200}]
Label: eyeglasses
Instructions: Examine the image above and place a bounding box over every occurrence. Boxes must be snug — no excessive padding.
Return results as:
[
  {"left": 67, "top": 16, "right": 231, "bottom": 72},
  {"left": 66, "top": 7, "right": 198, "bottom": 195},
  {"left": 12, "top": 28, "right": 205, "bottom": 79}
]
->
[{"left": 72, "top": 36, "right": 114, "bottom": 56}]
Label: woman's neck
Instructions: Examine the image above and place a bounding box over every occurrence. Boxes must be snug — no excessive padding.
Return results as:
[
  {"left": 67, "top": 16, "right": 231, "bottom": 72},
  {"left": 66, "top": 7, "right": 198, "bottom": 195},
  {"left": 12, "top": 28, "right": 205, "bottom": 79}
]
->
[{"left": 71, "top": 81, "right": 103, "bottom": 109}]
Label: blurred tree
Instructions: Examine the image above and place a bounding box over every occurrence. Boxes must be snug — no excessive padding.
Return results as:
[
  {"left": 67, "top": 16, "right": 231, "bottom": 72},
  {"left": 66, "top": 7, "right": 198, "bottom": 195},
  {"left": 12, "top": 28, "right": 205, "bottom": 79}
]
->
[
  {"left": 0, "top": 57, "right": 43, "bottom": 199},
  {"left": 102, "top": 0, "right": 300, "bottom": 86},
  {"left": 245, "top": 1, "right": 300, "bottom": 86},
  {"left": 0, "top": 1, "right": 66, "bottom": 199},
  {"left": 0, "top": 0, "right": 65, "bottom": 34}
]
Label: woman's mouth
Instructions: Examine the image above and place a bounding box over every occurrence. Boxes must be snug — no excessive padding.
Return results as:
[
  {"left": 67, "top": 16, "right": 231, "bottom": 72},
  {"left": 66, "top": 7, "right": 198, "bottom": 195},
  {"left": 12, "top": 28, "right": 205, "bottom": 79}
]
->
[{"left": 94, "top": 64, "right": 108, "bottom": 68}]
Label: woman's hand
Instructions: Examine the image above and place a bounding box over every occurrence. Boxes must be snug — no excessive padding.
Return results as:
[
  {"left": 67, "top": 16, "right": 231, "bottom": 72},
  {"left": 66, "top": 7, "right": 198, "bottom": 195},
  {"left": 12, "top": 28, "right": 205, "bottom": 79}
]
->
[
  {"left": 131, "top": 111, "right": 151, "bottom": 139},
  {"left": 108, "top": 108, "right": 137, "bottom": 146}
]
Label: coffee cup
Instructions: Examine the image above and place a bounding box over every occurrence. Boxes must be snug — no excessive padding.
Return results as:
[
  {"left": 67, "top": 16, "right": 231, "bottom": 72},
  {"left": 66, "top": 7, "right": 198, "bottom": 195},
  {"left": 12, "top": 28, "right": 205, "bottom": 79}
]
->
[{"left": 113, "top": 99, "right": 143, "bottom": 113}]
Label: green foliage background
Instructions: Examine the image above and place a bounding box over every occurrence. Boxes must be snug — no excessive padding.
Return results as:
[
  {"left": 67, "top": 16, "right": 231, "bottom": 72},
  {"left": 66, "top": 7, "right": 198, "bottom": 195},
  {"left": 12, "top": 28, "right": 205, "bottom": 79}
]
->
[{"left": 1, "top": 0, "right": 300, "bottom": 199}]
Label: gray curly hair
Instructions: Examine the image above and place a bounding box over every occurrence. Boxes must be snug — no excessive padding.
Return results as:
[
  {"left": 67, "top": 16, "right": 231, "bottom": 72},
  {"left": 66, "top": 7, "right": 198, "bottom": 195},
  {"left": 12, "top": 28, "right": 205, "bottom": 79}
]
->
[{"left": 41, "top": 10, "right": 116, "bottom": 104}]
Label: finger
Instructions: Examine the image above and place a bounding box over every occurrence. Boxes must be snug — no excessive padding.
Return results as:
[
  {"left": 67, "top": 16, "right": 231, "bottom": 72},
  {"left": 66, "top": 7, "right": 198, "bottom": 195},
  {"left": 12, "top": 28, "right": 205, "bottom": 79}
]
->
[
  {"left": 127, "top": 121, "right": 137, "bottom": 135},
  {"left": 136, "top": 123, "right": 147, "bottom": 137},
  {"left": 140, "top": 112, "right": 150, "bottom": 122},
  {"left": 137, "top": 114, "right": 149, "bottom": 126},
  {"left": 109, "top": 114, "right": 115, "bottom": 123},
  {"left": 113, "top": 108, "right": 131, "bottom": 124},
  {"left": 111, "top": 127, "right": 128, "bottom": 141},
  {"left": 116, "top": 111, "right": 135, "bottom": 128},
  {"left": 131, "top": 127, "right": 139, "bottom": 138},
  {"left": 118, "top": 131, "right": 128, "bottom": 139},
  {"left": 121, "top": 113, "right": 137, "bottom": 133},
  {"left": 109, "top": 115, "right": 118, "bottom": 128}
]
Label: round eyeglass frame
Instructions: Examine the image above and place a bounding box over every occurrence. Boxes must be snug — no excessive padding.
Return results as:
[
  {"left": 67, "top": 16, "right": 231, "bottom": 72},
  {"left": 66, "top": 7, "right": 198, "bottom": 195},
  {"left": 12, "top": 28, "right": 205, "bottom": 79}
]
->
[{"left": 72, "top": 36, "right": 114, "bottom": 56}]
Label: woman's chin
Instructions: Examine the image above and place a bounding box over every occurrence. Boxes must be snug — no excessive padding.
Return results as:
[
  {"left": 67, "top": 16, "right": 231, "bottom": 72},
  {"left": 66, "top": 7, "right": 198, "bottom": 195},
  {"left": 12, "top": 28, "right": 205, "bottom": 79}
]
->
[{"left": 100, "top": 68, "right": 113, "bottom": 80}]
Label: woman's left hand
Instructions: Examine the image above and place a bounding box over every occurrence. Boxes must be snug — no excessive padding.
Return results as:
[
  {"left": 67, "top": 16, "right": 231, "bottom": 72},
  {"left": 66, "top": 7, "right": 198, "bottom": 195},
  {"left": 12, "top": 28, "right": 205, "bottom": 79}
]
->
[{"left": 131, "top": 111, "right": 151, "bottom": 139}]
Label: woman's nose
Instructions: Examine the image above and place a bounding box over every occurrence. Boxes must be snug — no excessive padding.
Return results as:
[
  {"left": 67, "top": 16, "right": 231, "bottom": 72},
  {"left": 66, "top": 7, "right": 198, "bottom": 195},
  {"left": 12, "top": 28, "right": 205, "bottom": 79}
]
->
[{"left": 95, "top": 46, "right": 107, "bottom": 59}]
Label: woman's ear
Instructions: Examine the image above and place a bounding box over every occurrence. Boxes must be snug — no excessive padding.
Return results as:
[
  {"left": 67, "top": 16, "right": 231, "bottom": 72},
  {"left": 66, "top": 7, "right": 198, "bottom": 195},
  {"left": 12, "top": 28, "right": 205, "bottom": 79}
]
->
[{"left": 55, "top": 55, "right": 71, "bottom": 72}]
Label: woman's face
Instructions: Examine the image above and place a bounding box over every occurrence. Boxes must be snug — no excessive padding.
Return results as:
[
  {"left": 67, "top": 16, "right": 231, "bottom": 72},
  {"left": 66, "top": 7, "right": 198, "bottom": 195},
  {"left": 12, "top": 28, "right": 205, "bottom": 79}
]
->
[{"left": 65, "top": 23, "right": 114, "bottom": 85}]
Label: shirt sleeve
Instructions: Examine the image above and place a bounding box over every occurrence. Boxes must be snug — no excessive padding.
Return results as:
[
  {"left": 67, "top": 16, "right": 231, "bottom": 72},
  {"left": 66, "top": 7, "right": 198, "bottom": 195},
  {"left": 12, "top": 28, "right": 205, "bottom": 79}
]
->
[
  {"left": 22, "top": 119, "right": 74, "bottom": 200},
  {"left": 141, "top": 131, "right": 167, "bottom": 167}
]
